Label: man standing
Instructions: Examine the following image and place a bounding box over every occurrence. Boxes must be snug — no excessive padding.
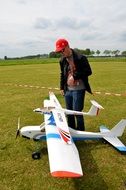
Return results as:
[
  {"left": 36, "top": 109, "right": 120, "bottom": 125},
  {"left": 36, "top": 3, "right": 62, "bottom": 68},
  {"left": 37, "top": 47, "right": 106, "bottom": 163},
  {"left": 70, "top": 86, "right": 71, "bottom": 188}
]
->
[{"left": 55, "top": 38, "right": 92, "bottom": 131}]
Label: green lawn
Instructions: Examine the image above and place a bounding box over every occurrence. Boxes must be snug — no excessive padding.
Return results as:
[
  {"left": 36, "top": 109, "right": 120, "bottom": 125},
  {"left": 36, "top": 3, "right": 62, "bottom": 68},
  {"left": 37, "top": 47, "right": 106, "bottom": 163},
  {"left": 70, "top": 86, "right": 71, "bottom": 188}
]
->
[{"left": 0, "top": 58, "right": 126, "bottom": 190}]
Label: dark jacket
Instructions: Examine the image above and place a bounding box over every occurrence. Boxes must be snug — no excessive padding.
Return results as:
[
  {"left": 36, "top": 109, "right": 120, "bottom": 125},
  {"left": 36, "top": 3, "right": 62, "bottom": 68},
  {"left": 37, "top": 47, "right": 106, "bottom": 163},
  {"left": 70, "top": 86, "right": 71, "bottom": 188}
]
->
[{"left": 59, "top": 49, "right": 92, "bottom": 94}]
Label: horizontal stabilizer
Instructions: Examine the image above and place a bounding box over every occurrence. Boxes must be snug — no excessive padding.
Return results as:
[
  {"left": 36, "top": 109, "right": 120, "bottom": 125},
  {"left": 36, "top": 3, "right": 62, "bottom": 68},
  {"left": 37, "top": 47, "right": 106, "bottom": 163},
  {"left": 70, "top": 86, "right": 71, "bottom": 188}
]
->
[{"left": 103, "top": 136, "right": 126, "bottom": 152}]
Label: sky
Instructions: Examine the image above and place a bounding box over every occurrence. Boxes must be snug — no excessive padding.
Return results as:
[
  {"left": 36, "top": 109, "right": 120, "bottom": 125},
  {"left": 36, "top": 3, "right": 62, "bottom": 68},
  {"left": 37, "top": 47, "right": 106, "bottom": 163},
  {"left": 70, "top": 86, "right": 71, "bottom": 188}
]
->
[{"left": 0, "top": 0, "right": 126, "bottom": 58}]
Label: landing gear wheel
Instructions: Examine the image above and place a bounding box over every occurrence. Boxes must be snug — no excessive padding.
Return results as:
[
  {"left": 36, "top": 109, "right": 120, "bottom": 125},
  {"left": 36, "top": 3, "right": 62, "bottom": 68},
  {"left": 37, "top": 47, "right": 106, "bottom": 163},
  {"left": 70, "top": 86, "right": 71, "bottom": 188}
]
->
[
  {"left": 32, "top": 151, "right": 41, "bottom": 160},
  {"left": 102, "top": 139, "right": 107, "bottom": 144}
]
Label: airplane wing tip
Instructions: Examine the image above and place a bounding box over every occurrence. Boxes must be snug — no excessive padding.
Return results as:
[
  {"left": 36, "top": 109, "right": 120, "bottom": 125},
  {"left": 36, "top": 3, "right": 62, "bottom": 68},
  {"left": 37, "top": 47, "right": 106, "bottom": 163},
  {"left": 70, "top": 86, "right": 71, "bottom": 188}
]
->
[
  {"left": 117, "top": 146, "right": 126, "bottom": 152},
  {"left": 51, "top": 171, "right": 83, "bottom": 178},
  {"left": 33, "top": 108, "right": 40, "bottom": 112},
  {"left": 90, "top": 100, "right": 104, "bottom": 109},
  {"left": 103, "top": 136, "right": 126, "bottom": 153},
  {"left": 49, "top": 91, "right": 53, "bottom": 95}
]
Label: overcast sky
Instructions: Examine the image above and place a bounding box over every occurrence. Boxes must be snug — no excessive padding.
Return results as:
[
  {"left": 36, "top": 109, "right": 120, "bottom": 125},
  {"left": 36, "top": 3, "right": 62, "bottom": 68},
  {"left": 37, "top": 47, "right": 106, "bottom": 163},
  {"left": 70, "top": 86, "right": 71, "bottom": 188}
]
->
[{"left": 0, "top": 0, "right": 126, "bottom": 58}]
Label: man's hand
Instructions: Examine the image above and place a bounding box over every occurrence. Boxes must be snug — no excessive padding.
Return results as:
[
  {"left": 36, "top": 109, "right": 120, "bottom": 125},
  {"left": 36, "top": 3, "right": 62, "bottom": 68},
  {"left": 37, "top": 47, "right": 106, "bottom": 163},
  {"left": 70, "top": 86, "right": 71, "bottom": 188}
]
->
[{"left": 60, "top": 90, "right": 64, "bottom": 96}]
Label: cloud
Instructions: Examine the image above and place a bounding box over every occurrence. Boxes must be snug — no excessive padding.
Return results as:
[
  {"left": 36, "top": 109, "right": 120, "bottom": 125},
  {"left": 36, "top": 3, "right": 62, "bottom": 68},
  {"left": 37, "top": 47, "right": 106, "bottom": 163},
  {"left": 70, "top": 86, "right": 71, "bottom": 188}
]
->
[
  {"left": 34, "top": 17, "right": 91, "bottom": 31},
  {"left": 0, "top": 0, "right": 126, "bottom": 57},
  {"left": 15, "top": 0, "right": 27, "bottom": 4},
  {"left": 34, "top": 18, "right": 52, "bottom": 29},
  {"left": 56, "top": 17, "right": 90, "bottom": 30},
  {"left": 119, "top": 31, "right": 126, "bottom": 42},
  {"left": 81, "top": 32, "right": 101, "bottom": 41}
]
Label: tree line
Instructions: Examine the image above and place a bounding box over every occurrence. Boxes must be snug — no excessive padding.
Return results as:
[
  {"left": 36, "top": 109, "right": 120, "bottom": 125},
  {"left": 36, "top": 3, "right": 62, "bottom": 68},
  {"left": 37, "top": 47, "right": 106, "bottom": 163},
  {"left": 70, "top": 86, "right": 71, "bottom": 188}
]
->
[
  {"left": 3, "top": 49, "right": 126, "bottom": 60},
  {"left": 49, "top": 49, "right": 126, "bottom": 58}
]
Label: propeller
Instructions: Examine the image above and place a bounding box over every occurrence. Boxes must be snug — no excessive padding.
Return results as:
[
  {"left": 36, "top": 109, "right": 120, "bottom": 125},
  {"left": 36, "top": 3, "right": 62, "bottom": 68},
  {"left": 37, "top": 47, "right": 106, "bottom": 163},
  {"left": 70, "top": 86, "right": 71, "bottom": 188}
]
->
[{"left": 16, "top": 117, "right": 20, "bottom": 138}]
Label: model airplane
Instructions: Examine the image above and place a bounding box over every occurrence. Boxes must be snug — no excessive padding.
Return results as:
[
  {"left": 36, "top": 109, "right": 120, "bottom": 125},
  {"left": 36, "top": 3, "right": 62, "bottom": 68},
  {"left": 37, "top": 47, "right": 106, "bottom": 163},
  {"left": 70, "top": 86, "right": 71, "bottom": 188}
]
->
[{"left": 16, "top": 92, "right": 126, "bottom": 178}]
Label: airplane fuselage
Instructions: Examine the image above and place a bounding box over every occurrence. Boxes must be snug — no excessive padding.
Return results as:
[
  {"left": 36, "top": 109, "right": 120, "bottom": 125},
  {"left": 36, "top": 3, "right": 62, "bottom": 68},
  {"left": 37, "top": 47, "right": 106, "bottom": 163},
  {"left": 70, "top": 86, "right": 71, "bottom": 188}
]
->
[{"left": 20, "top": 125, "right": 104, "bottom": 141}]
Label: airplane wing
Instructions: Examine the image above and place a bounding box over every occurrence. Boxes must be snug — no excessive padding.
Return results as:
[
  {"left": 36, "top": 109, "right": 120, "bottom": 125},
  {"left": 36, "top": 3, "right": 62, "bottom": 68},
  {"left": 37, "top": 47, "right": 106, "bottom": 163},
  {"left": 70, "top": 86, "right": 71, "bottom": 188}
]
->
[
  {"left": 52, "top": 109, "right": 72, "bottom": 144},
  {"left": 49, "top": 91, "right": 62, "bottom": 108},
  {"left": 56, "top": 99, "right": 104, "bottom": 116},
  {"left": 34, "top": 92, "right": 103, "bottom": 117},
  {"left": 44, "top": 99, "right": 83, "bottom": 177}
]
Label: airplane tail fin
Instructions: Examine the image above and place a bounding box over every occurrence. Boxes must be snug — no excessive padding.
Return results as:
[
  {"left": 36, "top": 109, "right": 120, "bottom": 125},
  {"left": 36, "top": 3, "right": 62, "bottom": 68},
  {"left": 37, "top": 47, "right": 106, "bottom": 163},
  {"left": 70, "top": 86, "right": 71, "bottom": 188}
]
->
[
  {"left": 87, "top": 100, "right": 104, "bottom": 116},
  {"left": 110, "top": 119, "right": 126, "bottom": 137}
]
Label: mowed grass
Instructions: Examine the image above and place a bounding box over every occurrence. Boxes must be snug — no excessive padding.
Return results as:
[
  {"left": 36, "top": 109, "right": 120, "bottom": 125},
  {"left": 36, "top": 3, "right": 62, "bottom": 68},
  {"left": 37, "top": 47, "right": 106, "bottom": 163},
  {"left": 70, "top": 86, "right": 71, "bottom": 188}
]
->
[{"left": 0, "top": 58, "right": 126, "bottom": 190}]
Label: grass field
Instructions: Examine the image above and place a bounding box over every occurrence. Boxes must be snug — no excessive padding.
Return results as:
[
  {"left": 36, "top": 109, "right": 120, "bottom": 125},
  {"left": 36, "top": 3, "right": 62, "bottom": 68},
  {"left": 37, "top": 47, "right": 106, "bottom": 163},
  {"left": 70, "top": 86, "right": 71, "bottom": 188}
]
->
[{"left": 0, "top": 58, "right": 126, "bottom": 190}]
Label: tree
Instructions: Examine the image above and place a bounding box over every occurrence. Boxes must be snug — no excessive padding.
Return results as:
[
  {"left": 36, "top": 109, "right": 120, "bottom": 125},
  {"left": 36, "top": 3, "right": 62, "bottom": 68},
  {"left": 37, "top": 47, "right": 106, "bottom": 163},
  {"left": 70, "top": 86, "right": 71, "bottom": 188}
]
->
[
  {"left": 96, "top": 50, "right": 100, "bottom": 56},
  {"left": 111, "top": 50, "right": 120, "bottom": 56},
  {"left": 90, "top": 50, "right": 95, "bottom": 56},
  {"left": 49, "top": 51, "right": 60, "bottom": 58},
  {"left": 121, "top": 51, "right": 126, "bottom": 56},
  {"left": 84, "top": 48, "right": 91, "bottom": 55},
  {"left": 103, "top": 50, "right": 111, "bottom": 56},
  {"left": 4, "top": 56, "right": 7, "bottom": 60}
]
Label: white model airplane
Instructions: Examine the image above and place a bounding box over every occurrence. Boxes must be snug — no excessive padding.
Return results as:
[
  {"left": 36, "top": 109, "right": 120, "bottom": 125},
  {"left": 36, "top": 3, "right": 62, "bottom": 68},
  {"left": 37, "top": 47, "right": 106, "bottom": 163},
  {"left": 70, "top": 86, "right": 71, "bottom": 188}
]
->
[{"left": 16, "top": 92, "right": 126, "bottom": 178}]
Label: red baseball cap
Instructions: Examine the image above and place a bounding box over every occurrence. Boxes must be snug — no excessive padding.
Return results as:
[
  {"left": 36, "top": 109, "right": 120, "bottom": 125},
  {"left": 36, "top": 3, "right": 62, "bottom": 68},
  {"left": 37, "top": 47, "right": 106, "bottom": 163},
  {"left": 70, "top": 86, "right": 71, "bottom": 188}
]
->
[{"left": 55, "top": 38, "right": 69, "bottom": 52}]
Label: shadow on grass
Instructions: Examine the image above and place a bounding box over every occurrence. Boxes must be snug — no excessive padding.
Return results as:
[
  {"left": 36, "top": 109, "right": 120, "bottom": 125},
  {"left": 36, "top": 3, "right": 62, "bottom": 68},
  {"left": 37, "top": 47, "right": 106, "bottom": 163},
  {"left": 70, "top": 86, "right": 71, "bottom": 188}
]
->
[
  {"left": 24, "top": 140, "right": 108, "bottom": 190},
  {"left": 72, "top": 141, "right": 108, "bottom": 190},
  {"left": 26, "top": 143, "right": 48, "bottom": 156}
]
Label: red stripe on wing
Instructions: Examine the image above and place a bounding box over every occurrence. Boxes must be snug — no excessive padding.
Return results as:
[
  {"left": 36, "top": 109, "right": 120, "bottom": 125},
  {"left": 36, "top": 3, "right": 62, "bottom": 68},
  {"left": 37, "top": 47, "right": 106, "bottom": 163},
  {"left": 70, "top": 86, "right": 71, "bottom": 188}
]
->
[
  {"left": 58, "top": 128, "right": 71, "bottom": 144},
  {"left": 51, "top": 171, "right": 83, "bottom": 178}
]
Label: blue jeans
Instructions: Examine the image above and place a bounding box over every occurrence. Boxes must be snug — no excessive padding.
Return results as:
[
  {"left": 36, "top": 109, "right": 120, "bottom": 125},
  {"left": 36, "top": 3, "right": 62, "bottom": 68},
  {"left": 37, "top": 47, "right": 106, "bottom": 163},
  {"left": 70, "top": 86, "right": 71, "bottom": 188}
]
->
[{"left": 64, "top": 90, "right": 85, "bottom": 131}]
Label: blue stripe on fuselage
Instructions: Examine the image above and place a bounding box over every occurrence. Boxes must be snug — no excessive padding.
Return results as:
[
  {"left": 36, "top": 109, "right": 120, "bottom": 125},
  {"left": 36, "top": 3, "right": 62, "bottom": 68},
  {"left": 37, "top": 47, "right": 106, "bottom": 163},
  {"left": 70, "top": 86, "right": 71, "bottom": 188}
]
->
[
  {"left": 72, "top": 137, "right": 102, "bottom": 141},
  {"left": 46, "top": 133, "right": 102, "bottom": 141}
]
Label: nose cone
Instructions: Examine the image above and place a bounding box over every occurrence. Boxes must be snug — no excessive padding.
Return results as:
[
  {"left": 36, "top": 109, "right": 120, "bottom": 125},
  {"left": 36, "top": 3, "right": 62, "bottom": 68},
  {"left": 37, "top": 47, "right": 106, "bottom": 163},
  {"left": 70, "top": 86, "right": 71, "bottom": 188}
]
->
[
  {"left": 20, "top": 126, "right": 33, "bottom": 139},
  {"left": 20, "top": 125, "right": 43, "bottom": 139}
]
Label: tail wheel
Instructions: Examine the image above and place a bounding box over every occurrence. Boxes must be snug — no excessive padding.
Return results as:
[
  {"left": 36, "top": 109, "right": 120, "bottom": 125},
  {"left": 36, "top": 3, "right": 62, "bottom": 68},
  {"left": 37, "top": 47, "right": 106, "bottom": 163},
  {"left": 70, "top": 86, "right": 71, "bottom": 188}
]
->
[{"left": 32, "top": 151, "right": 41, "bottom": 159}]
